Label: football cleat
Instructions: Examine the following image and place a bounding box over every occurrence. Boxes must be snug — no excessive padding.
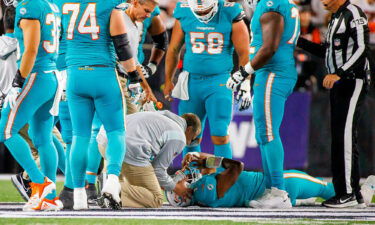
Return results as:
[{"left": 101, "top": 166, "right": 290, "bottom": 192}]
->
[
  {"left": 59, "top": 186, "right": 74, "bottom": 210},
  {"left": 250, "top": 188, "right": 292, "bottom": 209},
  {"left": 101, "top": 174, "right": 121, "bottom": 210},
  {"left": 23, "top": 177, "right": 56, "bottom": 211},
  {"left": 36, "top": 197, "right": 63, "bottom": 211},
  {"left": 248, "top": 189, "right": 271, "bottom": 208},
  {"left": 11, "top": 172, "right": 31, "bottom": 201},
  {"left": 73, "top": 188, "right": 88, "bottom": 210},
  {"left": 86, "top": 183, "right": 98, "bottom": 205},
  {"left": 361, "top": 175, "right": 375, "bottom": 206}
]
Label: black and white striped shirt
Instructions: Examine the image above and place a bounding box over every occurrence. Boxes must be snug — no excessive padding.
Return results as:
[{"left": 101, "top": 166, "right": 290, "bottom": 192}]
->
[{"left": 297, "top": 0, "right": 372, "bottom": 79}]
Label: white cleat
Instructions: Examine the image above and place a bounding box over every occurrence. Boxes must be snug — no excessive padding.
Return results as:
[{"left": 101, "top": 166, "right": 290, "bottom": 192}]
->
[
  {"left": 73, "top": 188, "right": 88, "bottom": 210},
  {"left": 252, "top": 187, "right": 292, "bottom": 209},
  {"left": 295, "top": 197, "right": 318, "bottom": 206},
  {"left": 101, "top": 174, "right": 121, "bottom": 210},
  {"left": 361, "top": 175, "right": 375, "bottom": 206},
  {"left": 248, "top": 189, "right": 271, "bottom": 208}
]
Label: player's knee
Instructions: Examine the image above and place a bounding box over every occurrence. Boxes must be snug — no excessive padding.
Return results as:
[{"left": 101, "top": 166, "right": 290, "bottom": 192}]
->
[
  {"left": 210, "top": 121, "right": 229, "bottom": 138},
  {"left": 33, "top": 135, "right": 53, "bottom": 148},
  {"left": 211, "top": 135, "right": 229, "bottom": 145},
  {"left": 61, "top": 130, "right": 72, "bottom": 144}
]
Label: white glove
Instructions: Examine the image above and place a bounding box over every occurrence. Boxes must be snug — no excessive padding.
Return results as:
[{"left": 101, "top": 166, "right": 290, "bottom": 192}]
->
[
  {"left": 3, "top": 87, "right": 21, "bottom": 109},
  {"left": 142, "top": 101, "right": 157, "bottom": 112},
  {"left": 226, "top": 62, "right": 254, "bottom": 91},
  {"left": 140, "top": 63, "right": 157, "bottom": 79},
  {"left": 128, "top": 83, "right": 142, "bottom": 104},
  {"left": 236, "top": 79, "right": 252, "bottom": 111}
]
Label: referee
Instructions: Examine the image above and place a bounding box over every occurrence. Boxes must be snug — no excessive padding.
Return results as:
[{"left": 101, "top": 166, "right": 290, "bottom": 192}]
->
[{"left": 297, "top": 0, "right": 372, "bottom": 208}]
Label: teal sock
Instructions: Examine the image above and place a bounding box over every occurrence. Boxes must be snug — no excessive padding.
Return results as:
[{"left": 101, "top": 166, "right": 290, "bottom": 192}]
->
[
  {"left": 183, "top": 145, "right": 201, "bottom": 158},
  {"left": 214, "top": 143, "right": 232, "bottom": 159},
  {"left": 38, "top": 142, "right": 58, "bottom": 200},
  {"left": 86, "top": 135, "right": 102, "bottom": 184},
  {"left": 5, "top": 135, "right": 44, "bottom": 184},
  {"left": 260, "top": 144, "right": 271, "bottom": 188},
  {"left": 53, "top": 135, "right": 66, "bottom": 174},
  {"left": 70, "top": 136, "right": 90, "bottom": 188},
  {"left": 262, "top": 137, "right": 285, "bottom": 190},
  {"left": 106, "top": 130, "right": 126, "bottom": 176},
  {"left": 64, "top": 143, "right": 74, "bottom": 189}
]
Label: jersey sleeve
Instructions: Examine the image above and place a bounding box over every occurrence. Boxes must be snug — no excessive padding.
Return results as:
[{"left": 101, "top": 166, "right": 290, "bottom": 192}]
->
[
  {"left": 152, "top": 6, "right": 161, "bottom": 17},
  {"left": 173, "top": 2, "right": 183, "bottom": 20},
  {"left": 191, "top": 174, "right": 217, "bottom": 205},
  {"left": 223, "top": 2, "right": 245, "bottom": 23},
  {"left": 16, "top": 0, "right": 42, "bottom": 23},
  {"left": 258, "top": 0, "right": 286, "bottom": 15}
]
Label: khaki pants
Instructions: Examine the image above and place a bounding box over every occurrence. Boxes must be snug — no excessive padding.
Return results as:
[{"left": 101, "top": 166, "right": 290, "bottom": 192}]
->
[
  {"left": 120, "top": 163, "right": 163, "bottom": 208},
  {"left": 118, "top": 76, "right": 138, "bottom": 115}
]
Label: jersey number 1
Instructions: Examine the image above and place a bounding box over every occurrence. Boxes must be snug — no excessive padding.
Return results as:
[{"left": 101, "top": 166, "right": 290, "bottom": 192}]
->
[{"left": 63, "top": 3, "right": 100, "bottom": 40}]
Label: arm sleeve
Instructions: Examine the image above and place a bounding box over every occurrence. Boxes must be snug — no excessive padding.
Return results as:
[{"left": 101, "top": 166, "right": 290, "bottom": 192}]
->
[
  {"left": 152, "top": 6, "right": 161, "bottom": 16},
  {"left": 336, "top": 6, "right": 369, "bottom": 76},
  {"left": 297, "top": 37, "right": 326, "bottom": 58},
  {"left": 259, "top": 0, "right": 283, "bottom": 14},
  {"left": 152, "top": 139, "right": 185, "bottom": 191}
]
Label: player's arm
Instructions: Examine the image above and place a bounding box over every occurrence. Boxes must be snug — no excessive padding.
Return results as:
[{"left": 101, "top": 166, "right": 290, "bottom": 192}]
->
[
  {"left": 110, "top": 9, "right": 140, "bottom": 83},
  {"left": 164, "top": 20, "right": 184, "bottom": 101},
  {"left": 250, "top": 12, "right": 284, "bottom": 70},
  {"left": 146, "top": 15, "right": 168, "bottom": 74},
  {"left": 232, "top": 20, "right": 249, "bottom": 68},
  {"left": 194, "top": 156, "right": 244, "bottom": 199},
  {"left": 19, "top": 19, "right": 41, "bottom": 79},
  {"left": 297, "top": 37, "right": 326, "bottom": 58}
]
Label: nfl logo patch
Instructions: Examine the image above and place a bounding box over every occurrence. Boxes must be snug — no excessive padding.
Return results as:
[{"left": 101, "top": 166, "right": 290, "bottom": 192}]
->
[{"left": 334, "top": 39, "right": 341, "bottom": 47}]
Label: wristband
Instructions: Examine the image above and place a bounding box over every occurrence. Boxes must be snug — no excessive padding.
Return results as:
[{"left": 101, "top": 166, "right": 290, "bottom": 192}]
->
[
  {"left": 244, "top": 61, "right": 255, "bottom": 75},
  {"left": 205, "top": 156, "right": 224, "bottom": 168}
]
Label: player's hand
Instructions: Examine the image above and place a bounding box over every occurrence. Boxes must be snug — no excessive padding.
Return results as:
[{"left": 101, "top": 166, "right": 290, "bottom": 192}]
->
[
  {"left": 3, "top": 87, "right": 21, "bottom": 109},
  {"left": 140, "top": 63, "right": 157, "bottom": 79},
  {"left": 163, "top": 81, "right": 174, "bottom": 102},
  {"left": 173, "top": 178, "right": 192, "bottom": 200},
  {"left": 181, "top": 152, "right": 199, "bottom": 171},
  {"left": 226, "top": 66, "right": 250, "bottom": 91},
  {"left": 236, "top": 79, "right": 252, "bottom": 111},
  {"left": 323, "top": 74, "right": 340, "bottom": 89}
]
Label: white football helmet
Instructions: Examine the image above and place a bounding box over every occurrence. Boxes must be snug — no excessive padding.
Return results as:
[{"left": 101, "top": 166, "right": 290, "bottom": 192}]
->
[
  {"left": 165, "top": 167, "right": 202, "bottom": 207},
  {"left": 247, "top": 0, "right": 258, "bottom": 10},
  {"left": 187, "top": 0, "right": 218, "bottom": 23}
]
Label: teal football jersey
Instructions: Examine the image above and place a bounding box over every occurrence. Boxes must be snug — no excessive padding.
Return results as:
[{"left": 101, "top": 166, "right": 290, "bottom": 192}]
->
[
  {"left": 173, "top": 0, "right": 243, "bottom": 75},
  {"left": 191, "top": 171, "right": 265, "bottom": 207},
  {"left": 52, "top": 0, "right": 66, "bottom": 70},
  {"left": 250, "top": 0, "right": 300, "bottom": 75},
  {"left": 137, "top": 6, "right": 160, "bottom": 63},
  {"left": 15, "top": 0, "right": 60, "bottom": 72},
  {"left": 62, "top": 0, "right": 123, "bottom": 67}
]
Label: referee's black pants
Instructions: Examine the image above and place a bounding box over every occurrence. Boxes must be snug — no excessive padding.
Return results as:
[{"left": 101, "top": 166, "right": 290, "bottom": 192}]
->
[{"left": 330, "top": 78, "right": 367, "bottom": 197}]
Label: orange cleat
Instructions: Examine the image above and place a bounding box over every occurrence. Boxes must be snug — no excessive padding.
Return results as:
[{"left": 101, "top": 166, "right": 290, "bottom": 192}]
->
[{"left": 22, "top": 177, "right": 56, "bottom": 211}]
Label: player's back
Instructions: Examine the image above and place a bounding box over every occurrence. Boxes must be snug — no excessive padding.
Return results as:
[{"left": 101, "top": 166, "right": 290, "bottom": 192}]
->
[
  {"left": 174, "top": 0, "right": 243, "bottom": 75},
  {"left": 191, "top": 171, "right": 265, "bottom": 207},
  {"left": 15, "top": 0, "right": 60, "bottom": 72},
  {"left": 62, "top": 0, "right": 121, "bottom": 67},
  {"left": 250, "top": 0, "right": 300, "bottom": 72}
]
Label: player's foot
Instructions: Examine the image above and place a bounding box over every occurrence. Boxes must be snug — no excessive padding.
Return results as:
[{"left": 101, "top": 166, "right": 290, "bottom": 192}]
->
[
  {"left": 36, "top": 197, "right": 63, "bottom": 211},
  {"left": 101, "top": 174, "right": 121, "bottom": 210},
  {"left": 248, "top": 189, "right": 271, "bottom": 208},
  {"left": 73, "top": 188, "right": 88, "bottom": 210},
  {"left": 322, "top": 193, "right": 359, "bottom": 208},
  {"left": 361, "top": 175, "right": 375, "bottom": 206},
  {"left": 11, "top": 172, "right": 31, "bottom": 201},
  {"left": 86, "top": 183, "right": 98, "bottom": 205},
  {"left": 295, "top": 197, "right": 318, "bottom": 206},
  {"left": 23, "top": 177, "right": 56, "bottom": 211},
  {"left": 256, "top": 187, "right": 292, "bottom": 209},
  {"left": 59, "top": 186, "right": 74, "bottom": 210}
]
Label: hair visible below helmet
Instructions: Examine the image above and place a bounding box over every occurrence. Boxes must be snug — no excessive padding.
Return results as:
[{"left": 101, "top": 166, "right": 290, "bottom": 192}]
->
[{"left": 187, "top": 0, "right": 219, "bottom": 23}]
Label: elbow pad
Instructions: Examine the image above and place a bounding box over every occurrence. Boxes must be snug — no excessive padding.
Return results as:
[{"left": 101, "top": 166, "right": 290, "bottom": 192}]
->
[
  {"left": 112, "top": 33, "right": 133, "bottom": 61},
  {"left": 151, "top": 31, "right": 168, "bottom": 51}
]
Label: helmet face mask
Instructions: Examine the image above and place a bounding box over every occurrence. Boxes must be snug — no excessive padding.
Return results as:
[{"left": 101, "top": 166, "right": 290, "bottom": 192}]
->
[
  {"left": 187, "top": 0, "right": 219, "bottom": 23},
  {"left": 247, "top": 0, "right": 258, "bottom": 10},
  {"left": 3, "top": 0, "right": 18, "bottom": 7},
  {"left": 166, "top": 167, "right": 202, "bottom": 207}
]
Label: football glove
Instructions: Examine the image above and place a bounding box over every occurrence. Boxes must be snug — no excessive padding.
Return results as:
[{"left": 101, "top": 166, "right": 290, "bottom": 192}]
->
[
  {"left": 140, "top": 62, "right": 157, "bottom": 79},
  {"left": 236, "top": 79, "right": 252, "bottom": 111},
  {"left": 226, "top": 66, "right": 250, "bottom": 91},
  {"left": 127, "top": 70, "right": 142, "bottom": 84},
  {"left": 3, "top": 70, "right": 25, "bottom": 109}
]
